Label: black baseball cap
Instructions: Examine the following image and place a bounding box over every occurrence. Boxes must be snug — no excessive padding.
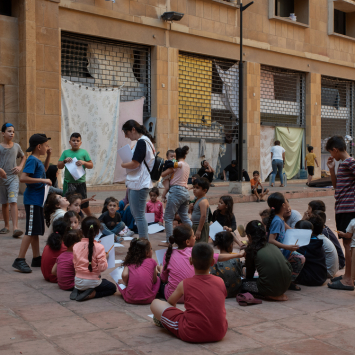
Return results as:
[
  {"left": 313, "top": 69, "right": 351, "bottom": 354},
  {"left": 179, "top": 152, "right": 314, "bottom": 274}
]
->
[{"left": 26, "top": 134, "right": 51, "bottom": 152}]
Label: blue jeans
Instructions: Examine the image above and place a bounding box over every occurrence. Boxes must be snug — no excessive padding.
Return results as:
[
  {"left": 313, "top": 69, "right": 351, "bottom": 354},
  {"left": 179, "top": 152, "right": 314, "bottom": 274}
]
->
[
  {"left": 164, "top": 185, "right": 192, "bottom": 242},
  {"left": 101, "top": 221, "right": 125, "bottom": 236},
  {"left": 128, "top": 188, "right": 149, "bottom": 239},
  {"left": 271, "top": 159, "right": 283, "bottom": 185}
]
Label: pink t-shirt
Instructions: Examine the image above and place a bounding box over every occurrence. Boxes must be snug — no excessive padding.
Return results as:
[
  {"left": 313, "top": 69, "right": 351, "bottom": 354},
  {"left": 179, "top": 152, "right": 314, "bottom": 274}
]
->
[
  {"left": 146, "top": 200, "right": 164, "bottom": 223},
  {"left": 56, "top": 251, "right": 75, "bottom": 290},
  {"left": 118, "top": 258, "right": 160, "bottom": 304},
  {"left": 170, "top": 161, "right": 190, "bottom": 188},
  {"left": 160, "top": 247, "right": 219, "bottom": 302}
]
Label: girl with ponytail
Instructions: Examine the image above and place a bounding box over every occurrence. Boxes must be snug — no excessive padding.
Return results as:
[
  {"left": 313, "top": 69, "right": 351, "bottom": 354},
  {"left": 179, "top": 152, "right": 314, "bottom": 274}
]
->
[
  {"left": 267, "top": 192, "right": 305, "bottom": 291},
  {"left": 242, "top": 220, "right": 292, "bottom": 301},
  {"left": 121, "top": 120, "right": 156, "bottom": 239},
  {"left": 72, "top": 216, "right": 116, "bottom": 302},
  {"left": 117, "top": 238, "right": 160, "bottom": 304}
]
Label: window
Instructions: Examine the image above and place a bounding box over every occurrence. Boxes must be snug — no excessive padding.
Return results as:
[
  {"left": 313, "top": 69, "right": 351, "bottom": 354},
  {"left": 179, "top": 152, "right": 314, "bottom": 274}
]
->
[
  {"left": 330, "top": 1, "right": 355, "bottom": 40},
  {"left": 0, "top": 0, "right": 11, "bottom": 16},
  {"left": 269, "top": 0, "right": 309, "bottom": 26},
  {"left": 275, "top": 0, "right": 294, "bottom": 17},
  {"left": 334, "top": 9, "right": 346, "bottom": 35}
]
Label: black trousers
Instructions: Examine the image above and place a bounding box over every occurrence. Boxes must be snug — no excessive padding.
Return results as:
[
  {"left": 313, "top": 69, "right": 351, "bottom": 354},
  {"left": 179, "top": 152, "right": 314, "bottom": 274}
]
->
[{"left": 94, "top": 279, "right": 116, "bottom": 298}]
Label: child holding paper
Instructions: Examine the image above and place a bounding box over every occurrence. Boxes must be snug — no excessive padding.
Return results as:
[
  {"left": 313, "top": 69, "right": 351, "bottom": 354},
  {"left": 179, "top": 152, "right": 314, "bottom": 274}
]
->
[
  {"left": 211, "top": 196, "right": 236, "bottom": 232},
  {"left": 146, "top": 187, "right": 164, "bottom": 225},
  {"left": 266, "top": 192, "right": 305, "bottom": 291},
  {"left": 151, "top": 243, "right": 228, "bottom": 343},
  {"left": 72, "top": 216, "right": 116, "bottom": 301},
  {"left": 58, "top": 132, "right": 93, "bottom": 216},
  {"left": 117, "top": 238, "right": 160, "bottom": 304}
]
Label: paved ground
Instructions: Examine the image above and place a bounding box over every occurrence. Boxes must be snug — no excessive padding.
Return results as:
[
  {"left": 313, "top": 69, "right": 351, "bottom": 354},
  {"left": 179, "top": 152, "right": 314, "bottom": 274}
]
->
[{"left": 1, "top": 195, "right": 354, "bottom": 355}]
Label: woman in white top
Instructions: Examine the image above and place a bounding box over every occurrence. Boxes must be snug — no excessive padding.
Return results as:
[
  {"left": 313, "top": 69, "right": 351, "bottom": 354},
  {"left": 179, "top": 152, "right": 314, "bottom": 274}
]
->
[
  {"left": 121, "top": 120, "right": 155, "bottom": 239},
  {"left": 270, "top": 140, "right": 285, "bottom": 187}
]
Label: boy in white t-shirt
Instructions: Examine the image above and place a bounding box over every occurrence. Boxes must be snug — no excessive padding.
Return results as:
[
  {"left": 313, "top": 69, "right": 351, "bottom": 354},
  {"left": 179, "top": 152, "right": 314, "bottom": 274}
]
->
[{"left": 270, "top": 140, "right": 285, "bottom": 187}]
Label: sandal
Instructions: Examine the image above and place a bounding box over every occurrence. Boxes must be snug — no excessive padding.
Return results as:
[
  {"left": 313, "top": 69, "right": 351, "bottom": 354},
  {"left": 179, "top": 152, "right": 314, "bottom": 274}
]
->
[
  {"left": 12, "top": 229, "right": 23, "bottom": 238},
  {"left": 0, "top": 228, "right": 10, "bottom": 234},
  {"left": 236, "top": 292, "right": 262, "bottom": 306},
  {"left": 328, "top": 280, "right": 354, "bottom": 291}
]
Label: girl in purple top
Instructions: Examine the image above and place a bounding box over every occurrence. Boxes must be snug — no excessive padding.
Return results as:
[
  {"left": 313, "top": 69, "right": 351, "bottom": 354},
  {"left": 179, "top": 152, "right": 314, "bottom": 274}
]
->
[
  {"left": 118, "top": 238, "right": 160, "bottom": 304},
  {"left": 52, "top": 230, "right": 82, "bottom": 291}
]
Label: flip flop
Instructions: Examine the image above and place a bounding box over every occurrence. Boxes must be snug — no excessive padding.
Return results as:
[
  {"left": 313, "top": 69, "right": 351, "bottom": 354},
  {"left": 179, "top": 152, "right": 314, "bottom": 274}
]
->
[
  {"left": 0, "top": 228, "right": 10, "bottom": 234},
  {"left": 327, "top": 280, "right": 354, "bottom": 291},
  {"left": 12, "top": 230, "right": 23, "bottom": 238},
  {"left": 236, "top": 292, "right": 262, "bottom": 306}
]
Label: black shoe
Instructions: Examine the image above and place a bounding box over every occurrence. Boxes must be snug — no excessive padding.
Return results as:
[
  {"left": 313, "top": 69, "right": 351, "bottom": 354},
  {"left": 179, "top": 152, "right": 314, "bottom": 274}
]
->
[
  {"left": 12, "top": 258, "right": 32, "bottom": 273},
  {"left": 70, "top": 288, "right": 79, "bottom": 300},
  {"left": 76, "top": 288, "right": 95, "bottom": 302},
  {"left": 31, "top": 256, "right": 42, "bottom": 267}
]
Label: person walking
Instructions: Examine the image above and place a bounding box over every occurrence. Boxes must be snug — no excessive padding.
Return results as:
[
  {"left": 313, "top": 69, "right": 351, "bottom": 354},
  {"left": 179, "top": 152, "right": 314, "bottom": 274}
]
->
[{"left": 270, "top": 140, "right": 285, "bottom": 187}]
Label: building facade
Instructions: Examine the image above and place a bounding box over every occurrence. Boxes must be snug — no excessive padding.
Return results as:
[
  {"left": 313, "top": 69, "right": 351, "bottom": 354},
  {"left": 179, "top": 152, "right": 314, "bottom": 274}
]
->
[{"left": 1, "top": 0, "right": 355, "bottom": 181}]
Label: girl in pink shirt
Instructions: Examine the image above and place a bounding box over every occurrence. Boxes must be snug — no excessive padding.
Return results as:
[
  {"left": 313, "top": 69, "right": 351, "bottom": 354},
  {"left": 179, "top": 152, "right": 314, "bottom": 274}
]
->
[
  {"left": 72, "top": 216, "right": 116, "bottom": 302},
  {"left": 118, "top": 238, "right": 160, "bottom": 304},
  {"left": 146, "top": 187, "right": 164, "bottom": 224}
]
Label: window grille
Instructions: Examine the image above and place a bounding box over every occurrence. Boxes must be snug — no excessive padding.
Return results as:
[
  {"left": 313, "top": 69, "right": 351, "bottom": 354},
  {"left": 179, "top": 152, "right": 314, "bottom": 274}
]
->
[
  {"left": 321, "top": 76, "right": 354, "bottom": 154},
  {"left": 178, "top": 52, "right": 239, "bottom": 143},
  {"left": 61, "top": 32, "right": 151, "bottom": 119},
  {"left": 260, "top": 65, "right": 306, "bottom": 127}
]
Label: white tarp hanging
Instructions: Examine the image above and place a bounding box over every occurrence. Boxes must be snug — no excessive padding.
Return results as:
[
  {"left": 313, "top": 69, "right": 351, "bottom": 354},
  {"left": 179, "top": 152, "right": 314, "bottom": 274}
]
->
[
  {"left": 61, "top": 79, "right": 120, "bottom": 185},
  {"left": 260, "top": 125, "right": 275, "bottom": 182}
]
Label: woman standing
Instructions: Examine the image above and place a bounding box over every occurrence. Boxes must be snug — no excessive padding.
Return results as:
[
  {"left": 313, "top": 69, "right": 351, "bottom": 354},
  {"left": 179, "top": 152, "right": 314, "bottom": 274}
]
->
[
  {"left": 198, "top": 160, "right": 215, "bottom": 187},
  {"left": 270, "top": 140, "right": 285, "bottom": 187},
  {"left": 163, "top": 146, "right": 192, "bottom": 242},
  {"left": 121, "top": 120, "right": 155, "bottom": 239}
]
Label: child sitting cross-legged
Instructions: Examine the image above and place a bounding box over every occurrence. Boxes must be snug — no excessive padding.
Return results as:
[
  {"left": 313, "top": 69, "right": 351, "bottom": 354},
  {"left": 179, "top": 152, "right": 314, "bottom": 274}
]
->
[
  {"left": 52, "top": 229, "right": 82, "bottom": 292},
  {"left": 41, "top": 217, "right": 67, "bottom": 283},
  {"left": 117, "top": 238, "right": 160, "bottom": 304},
  {"left": 72, "top": 216, "right": 117, "bottom": 302},
  {"left": 211, "top": 231, "right": 244, "bottom": 298},
  {"left": 151, "top": 242, "right": 228, "bottom": 343},
  {"left": 64, "top": 211, "right": 81, "bottom": 230}
]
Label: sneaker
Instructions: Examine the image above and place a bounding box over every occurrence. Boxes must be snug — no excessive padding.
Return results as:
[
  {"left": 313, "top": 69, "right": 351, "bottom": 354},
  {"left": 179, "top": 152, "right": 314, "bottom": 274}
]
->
[
  {"left": 70, "top": 288, "right": 79, "bottom": 300},
  {"left": 12, "top": 258, "right": 32, "bottom": 273},
  {"left": 31, "top": 256, "right": 42, "bottom": 267},
  {"left": 124, "top": 230, "right": 135, "bottom": 237}
]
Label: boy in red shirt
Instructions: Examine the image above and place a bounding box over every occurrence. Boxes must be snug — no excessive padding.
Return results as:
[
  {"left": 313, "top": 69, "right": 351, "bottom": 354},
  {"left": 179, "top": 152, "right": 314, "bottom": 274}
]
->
[{"left": 150, "top": 242, "right": 228, "bottom": 343}]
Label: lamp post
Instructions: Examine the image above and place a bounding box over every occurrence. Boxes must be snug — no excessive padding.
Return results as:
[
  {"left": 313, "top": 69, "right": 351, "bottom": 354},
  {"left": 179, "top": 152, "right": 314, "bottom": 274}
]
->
[{"left": 237, "top": 0, "right": 254, "bottom": 181}]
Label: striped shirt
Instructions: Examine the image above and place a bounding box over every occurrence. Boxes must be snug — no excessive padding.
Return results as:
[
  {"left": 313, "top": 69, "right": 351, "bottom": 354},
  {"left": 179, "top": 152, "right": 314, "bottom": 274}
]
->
[{"left": 335, "top": 157, "right": 355, "bottom": 214}]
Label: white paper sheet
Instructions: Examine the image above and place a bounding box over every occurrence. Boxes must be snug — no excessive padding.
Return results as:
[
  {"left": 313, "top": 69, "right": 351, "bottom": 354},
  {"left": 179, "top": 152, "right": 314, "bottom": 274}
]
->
[
  {"left": 283, "top": 229, "right": 312, "bottom": 247},
  {"left": 209, "top": 221, "right": 224, "bottom": 241},
  {"left": 99, "top": 234, "right": 115, "bottom": 269},
  {"left": 65, "top": 157, "right": 86, "bottom": 181},
  {"left": 148, "top": 224, "right": 165, "bottom": 234},
  {"left": 145, "top": 213, "right": 155, "bottom": 224},
  {"left": 43, "top": 184, "right": 50, "bottom": 207},
  {"left": 155, "top": 249, "right": 167, "bottom": 266},
  {"left": 117, "top": 144, "right": 133, "bottom": 164},
  {"left": 94, "top": 232, "right": 103, "bottom": 242},
  {"left": 148, "top": 314, "right": 154, "bottom": 319},
  {"left": 114, "top": 243, "right": 124, "bottom": 247},
  {"left": 115, "top": 259, "right": 124, "bottom": 264},
  {"left": 110, "top": 266, "right": 126, "bottom": 289},
  {"left": 123, "top": 236, "right": 134, "bottom": 241}
]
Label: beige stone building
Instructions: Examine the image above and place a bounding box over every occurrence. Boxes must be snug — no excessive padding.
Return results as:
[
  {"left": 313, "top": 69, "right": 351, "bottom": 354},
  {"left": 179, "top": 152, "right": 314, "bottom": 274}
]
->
[{"left": 1, "top": 0, "right": 355, "bottom": 182}]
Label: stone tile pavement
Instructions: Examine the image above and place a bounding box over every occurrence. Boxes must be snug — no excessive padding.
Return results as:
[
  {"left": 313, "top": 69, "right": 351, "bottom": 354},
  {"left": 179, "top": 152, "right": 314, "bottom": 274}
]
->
[{"left": 0, "top": 195, "right": 354, "bottom": 354}]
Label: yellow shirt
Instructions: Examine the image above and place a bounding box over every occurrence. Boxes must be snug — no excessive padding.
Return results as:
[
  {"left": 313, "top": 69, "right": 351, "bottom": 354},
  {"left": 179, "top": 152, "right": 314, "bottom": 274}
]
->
[{"left": 306, "top": 153, "right": 316, "bottom": 167}]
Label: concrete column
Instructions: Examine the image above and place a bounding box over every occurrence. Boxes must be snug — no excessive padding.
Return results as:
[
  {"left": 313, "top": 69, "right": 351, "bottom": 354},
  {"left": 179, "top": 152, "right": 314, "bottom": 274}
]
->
[
  {"left": 306, "top": 72, "right": 322, "bottom": 179},
  {"left": 243, "top": 61, "right": 261, "bottom": 176}
]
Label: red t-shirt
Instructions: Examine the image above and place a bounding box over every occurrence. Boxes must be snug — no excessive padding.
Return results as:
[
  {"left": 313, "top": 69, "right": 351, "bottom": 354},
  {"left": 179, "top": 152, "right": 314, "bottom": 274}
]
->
[
  {"left": 57, "top": 251, "right": 75, "bottom": 290},
  {"left": 41, "top": 243, "right": 67, "bottom": 283},
  {"left": 179, "top": 274, "right": 228, "bottom": 343}
]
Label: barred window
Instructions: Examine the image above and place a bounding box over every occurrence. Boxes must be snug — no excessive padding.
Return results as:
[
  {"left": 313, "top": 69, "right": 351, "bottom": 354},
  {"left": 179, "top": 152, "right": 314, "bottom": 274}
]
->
[
  {"left": 61, "top": 32, "right": 151, "bottom": 118},
  {"left": 321, "top": 76, "right": 354, "bottom": 153},
  {"left": 178, "top": 52, "right": 238, "bottom": 144},
  {"left": 260, "top": 65, "right": 306, "bottom": 127}
]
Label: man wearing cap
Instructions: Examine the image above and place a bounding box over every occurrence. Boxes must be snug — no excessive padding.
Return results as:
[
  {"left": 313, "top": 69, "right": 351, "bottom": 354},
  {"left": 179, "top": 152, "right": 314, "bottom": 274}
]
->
[
  {"left": 0, "top": 123, "right": 26, "bottom": 238},
  {"left": 12, "top": 133, "right": 53, "bottom": 273}
]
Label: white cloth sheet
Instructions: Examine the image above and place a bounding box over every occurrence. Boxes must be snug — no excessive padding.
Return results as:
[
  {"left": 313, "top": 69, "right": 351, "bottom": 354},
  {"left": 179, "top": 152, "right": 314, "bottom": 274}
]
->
[{"left": 260, "top": 126, "right": 275, "bottom": 182}]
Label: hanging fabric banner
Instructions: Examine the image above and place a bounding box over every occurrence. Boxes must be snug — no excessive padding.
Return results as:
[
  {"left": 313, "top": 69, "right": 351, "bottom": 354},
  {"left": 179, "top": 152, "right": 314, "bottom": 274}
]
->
[
  {"left": 260, "top": 125, "right": 275, "bottom": 182},
  {"left": 275, "top": 127, "right": 304, "bottom": 179},
  {"left": 61, "top": 79, "right": 120, "bottom": 185}
]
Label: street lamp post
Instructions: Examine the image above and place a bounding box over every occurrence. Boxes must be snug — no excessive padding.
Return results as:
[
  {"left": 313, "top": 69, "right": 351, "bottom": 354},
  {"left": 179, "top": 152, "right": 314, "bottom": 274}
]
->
[{"left": 237, "top": 0, "right": 254, "bottom": 181}]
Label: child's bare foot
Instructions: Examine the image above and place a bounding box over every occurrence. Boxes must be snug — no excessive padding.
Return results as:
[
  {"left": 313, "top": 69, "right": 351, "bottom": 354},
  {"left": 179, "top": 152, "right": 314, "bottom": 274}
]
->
[{"left": 267, "top": 294, "right": 288, "bottom": 301}]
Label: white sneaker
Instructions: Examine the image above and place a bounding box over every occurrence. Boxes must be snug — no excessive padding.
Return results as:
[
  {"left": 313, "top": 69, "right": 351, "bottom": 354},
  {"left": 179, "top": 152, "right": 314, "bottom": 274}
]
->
[{"left": 124, "top": 230, "right": 135, "bottom": 237}]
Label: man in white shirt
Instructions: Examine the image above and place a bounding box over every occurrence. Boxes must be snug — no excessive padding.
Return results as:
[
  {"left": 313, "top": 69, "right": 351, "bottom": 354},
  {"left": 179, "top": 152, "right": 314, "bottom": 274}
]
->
[{"left": 270, "top": 140, "right": 285, "bottom": 187}]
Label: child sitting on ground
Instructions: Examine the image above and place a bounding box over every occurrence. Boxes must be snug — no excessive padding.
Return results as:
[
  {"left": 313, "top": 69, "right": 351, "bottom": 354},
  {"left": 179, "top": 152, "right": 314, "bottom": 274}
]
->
[
  {"left": 72, "top": 216, "right": 117, "bottom": 302},
  {"left": 64, "top": 211, "right": 81, "bottom": 230},
  {"left": 44, "top": 193, "right": 70, "bottom": 233},
  {"left": 52, "top": 229, "right": 82, "bottom": 292},
  {"left": 41, "top": 218, "right": 67, "bottom": 283},
  {"left": 151, "top": 242, "right": 228, "bottom": 343},
  {"left": 242, "top": 220, "right": 291, "bottom": 301},
  {"left": 146, "top": 187, "right": 164, "bottom": 225},
  {"left": 295, "top": 218, "right": 327, "bottom": 286},
  {"left": 188, "top": 173, "right": 200, "bottom": 191},
  {"left": 191, "top": 178, "right": 210, "bottom": 243},
  {"left": 161, "top": 150, "right": 180, "bottom": 202},
  {"left": 118, "top": 238, "right": 160, "bottom": 304},
  {"left": 250, "top": 170, "right": 269, "bottom": 202},
  {"left": 211, "top": 231, "right": 244, "bottom": 298},
  {"left": 66, "top": 192, "right": 96, "bottom": 220}
]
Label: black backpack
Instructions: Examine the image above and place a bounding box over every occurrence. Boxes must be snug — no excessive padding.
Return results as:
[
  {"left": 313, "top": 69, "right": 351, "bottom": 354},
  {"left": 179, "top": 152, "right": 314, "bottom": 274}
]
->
[{"left": 142, "top": 140, "right": 164, "bottom": 182}]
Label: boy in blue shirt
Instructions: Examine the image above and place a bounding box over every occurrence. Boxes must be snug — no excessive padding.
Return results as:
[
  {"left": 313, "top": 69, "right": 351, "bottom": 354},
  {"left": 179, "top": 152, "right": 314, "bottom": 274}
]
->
[
  {"left": 12, "top": 134, "right": 52, "bottom": 273},
  {"left": 58, "top": 132, "right": 93, "bottom": 216}
]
